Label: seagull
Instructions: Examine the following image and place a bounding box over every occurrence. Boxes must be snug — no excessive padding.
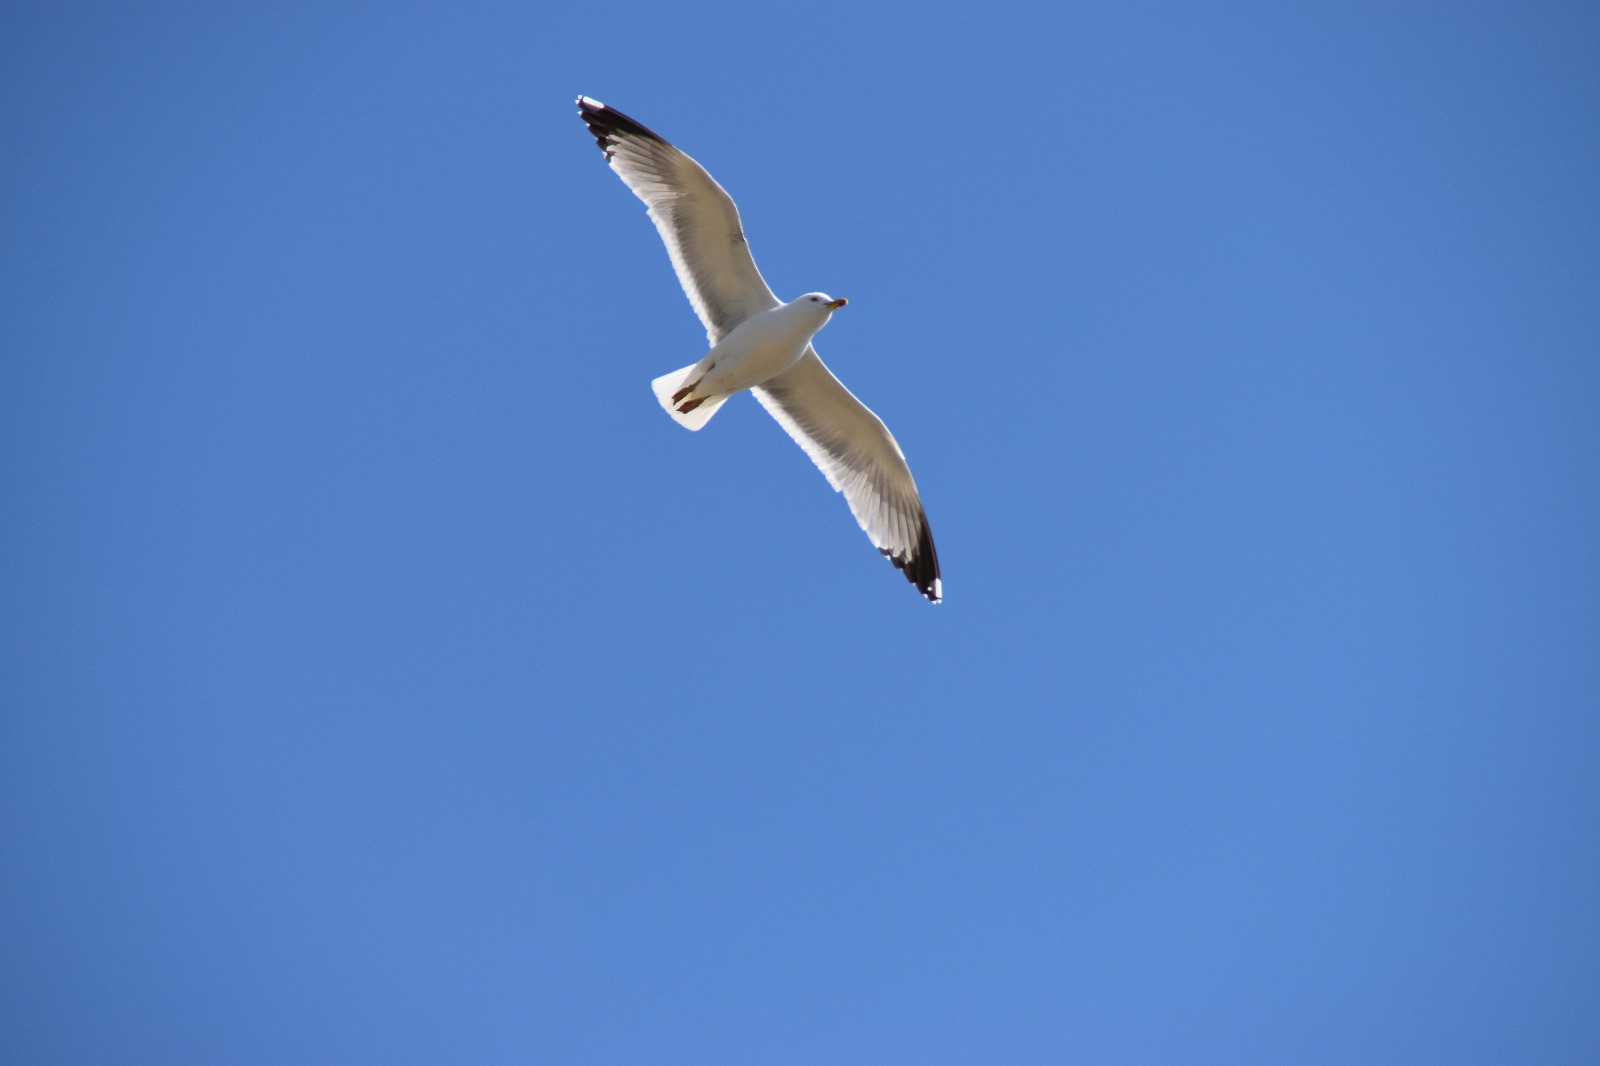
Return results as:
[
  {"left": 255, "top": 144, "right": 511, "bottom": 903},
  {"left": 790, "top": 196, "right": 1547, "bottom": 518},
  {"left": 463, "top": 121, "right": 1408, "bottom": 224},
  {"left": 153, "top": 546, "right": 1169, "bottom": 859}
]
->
[{"left": 576, "top": 96, "right": 942, "bottom": 602}]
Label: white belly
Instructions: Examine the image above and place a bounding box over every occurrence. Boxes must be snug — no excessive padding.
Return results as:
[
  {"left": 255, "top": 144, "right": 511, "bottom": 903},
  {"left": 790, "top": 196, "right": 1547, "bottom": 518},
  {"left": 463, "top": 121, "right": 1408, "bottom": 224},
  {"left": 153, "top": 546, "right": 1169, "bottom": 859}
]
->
[{"left": 695, "top": 307, "right": 815, "bottom": 396}]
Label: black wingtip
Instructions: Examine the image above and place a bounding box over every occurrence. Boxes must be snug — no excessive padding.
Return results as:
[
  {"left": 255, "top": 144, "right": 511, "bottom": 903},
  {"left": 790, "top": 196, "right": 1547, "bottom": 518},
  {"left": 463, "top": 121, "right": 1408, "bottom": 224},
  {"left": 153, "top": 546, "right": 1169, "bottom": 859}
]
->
[
  {"left": 881, "top": 514, "right": 942, "bottom": 603},
  {"left": 575, "top": 95, "right": 671, "bottom": 156}
]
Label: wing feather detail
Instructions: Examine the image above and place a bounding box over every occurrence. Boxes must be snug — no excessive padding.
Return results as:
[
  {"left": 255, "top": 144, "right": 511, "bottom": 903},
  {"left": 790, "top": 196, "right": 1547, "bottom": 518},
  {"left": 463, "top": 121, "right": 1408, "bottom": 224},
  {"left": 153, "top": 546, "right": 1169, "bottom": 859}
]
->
[
  {"left": 577, "top": 97, "right": 778, "bottom": 343},
  {"left": 754, "top": 349, "right": 941, "bottom": 602}
]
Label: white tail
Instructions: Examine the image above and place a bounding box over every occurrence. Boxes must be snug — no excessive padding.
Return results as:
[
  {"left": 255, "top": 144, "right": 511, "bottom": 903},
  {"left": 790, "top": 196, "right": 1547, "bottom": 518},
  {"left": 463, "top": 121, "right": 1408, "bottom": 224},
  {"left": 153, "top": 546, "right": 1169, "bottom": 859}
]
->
[{"left": 650, "top": 363, "right": 732, "bottom": 431}]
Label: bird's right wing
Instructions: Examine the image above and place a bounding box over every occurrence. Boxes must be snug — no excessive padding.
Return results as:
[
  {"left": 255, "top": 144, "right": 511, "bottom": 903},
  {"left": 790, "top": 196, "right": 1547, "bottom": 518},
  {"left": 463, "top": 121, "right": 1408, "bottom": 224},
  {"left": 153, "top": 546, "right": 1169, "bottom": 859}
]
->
[
  {"left": 578, "top": 97, "right": 779, "bottom": 344},
  {"left": 755, "top": 348, "right": 941, "bottom": 602}
]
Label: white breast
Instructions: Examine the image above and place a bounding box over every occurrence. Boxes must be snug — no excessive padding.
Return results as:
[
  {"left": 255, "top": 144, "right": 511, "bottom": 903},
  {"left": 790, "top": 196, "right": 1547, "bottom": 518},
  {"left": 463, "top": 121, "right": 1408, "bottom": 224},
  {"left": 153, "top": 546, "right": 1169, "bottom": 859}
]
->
[{"left": 695, "top": 304, "right": 825, "bottom": 395}]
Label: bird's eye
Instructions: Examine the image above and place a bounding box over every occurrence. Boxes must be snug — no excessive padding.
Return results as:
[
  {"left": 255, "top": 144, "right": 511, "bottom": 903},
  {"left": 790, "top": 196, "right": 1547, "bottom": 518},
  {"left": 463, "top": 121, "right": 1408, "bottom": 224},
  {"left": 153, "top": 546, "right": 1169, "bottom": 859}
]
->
[{"left": 810, "top": 296, "right": 819, "bottom": 302}]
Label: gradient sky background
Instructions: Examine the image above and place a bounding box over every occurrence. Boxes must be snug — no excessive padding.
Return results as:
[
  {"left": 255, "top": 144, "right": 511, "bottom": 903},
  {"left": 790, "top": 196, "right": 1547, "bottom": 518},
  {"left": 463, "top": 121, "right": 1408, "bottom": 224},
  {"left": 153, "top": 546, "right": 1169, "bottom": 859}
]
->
[{"left": 4, "top": 2, "right": 1599, "bottom": 1063}]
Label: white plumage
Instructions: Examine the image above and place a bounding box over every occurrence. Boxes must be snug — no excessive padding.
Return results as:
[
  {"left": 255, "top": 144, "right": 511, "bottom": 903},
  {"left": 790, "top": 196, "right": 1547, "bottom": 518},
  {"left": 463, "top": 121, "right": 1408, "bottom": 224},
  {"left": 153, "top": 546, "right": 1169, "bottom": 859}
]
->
[{"left": 577, "top": 96, "right": 941, "bottom": 602}]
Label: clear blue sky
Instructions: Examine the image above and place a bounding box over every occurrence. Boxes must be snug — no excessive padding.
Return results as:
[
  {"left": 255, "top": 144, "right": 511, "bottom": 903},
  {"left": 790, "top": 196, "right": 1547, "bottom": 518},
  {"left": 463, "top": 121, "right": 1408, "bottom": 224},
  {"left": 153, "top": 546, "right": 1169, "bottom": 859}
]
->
[{"left": 4, "top": 2, "right": 1598, "bottom": 1063}]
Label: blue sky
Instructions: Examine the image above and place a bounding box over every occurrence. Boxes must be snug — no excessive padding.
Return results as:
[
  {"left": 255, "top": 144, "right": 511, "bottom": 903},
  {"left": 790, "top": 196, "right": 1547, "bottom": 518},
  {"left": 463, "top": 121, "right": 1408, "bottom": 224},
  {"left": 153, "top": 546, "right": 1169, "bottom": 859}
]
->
[{"left": 3, "top": 2, "right": 1598, "bottom": 1062}]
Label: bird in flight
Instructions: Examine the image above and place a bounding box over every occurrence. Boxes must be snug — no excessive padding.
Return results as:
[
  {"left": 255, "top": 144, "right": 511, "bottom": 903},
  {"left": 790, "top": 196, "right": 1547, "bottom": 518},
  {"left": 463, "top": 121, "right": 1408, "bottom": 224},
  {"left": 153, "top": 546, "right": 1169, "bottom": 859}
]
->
[{"left": 576, "top": 96, "right": 942, "bottom": 602}]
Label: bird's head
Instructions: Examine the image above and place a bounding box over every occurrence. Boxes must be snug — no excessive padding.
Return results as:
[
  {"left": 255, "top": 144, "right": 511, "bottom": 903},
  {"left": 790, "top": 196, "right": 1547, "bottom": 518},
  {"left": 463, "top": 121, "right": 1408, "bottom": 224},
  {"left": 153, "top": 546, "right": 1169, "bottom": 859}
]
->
[{"left": 795, "top": 292, "right": 848, "bottom": 316}]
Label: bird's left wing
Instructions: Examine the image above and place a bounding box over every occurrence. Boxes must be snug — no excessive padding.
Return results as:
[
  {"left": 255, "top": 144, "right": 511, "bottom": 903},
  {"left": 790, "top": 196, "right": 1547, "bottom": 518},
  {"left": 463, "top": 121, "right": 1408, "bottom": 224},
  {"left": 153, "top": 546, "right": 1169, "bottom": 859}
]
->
[
  {"left": 577, "top": 96, "right": 779, "bottom": 344},
  {"left": 754, "top": 349, "right": 941, "bottom": 602}
]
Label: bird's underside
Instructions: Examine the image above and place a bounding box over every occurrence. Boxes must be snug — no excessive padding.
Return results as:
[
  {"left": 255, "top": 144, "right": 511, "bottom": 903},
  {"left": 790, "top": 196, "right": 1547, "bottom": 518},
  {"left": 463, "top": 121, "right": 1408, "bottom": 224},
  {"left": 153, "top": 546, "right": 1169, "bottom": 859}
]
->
[{"left": 577, "top": 95, "right": 942, "bottom": 602}]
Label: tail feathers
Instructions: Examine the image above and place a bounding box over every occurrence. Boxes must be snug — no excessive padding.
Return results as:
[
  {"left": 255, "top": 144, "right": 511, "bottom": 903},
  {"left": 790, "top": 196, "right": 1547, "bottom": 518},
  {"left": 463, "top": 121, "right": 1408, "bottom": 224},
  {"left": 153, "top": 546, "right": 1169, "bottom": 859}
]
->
[{"left": 650, "top": 363, "right": 731, "bottom": 431}]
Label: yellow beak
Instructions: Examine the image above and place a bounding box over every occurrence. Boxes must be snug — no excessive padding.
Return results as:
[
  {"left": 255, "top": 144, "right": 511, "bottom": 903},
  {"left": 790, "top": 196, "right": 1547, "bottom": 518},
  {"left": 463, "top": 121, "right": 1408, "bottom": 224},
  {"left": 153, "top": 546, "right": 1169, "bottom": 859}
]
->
[{"left": 825, "top": 297, "right": 848, "bottom": 310}]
